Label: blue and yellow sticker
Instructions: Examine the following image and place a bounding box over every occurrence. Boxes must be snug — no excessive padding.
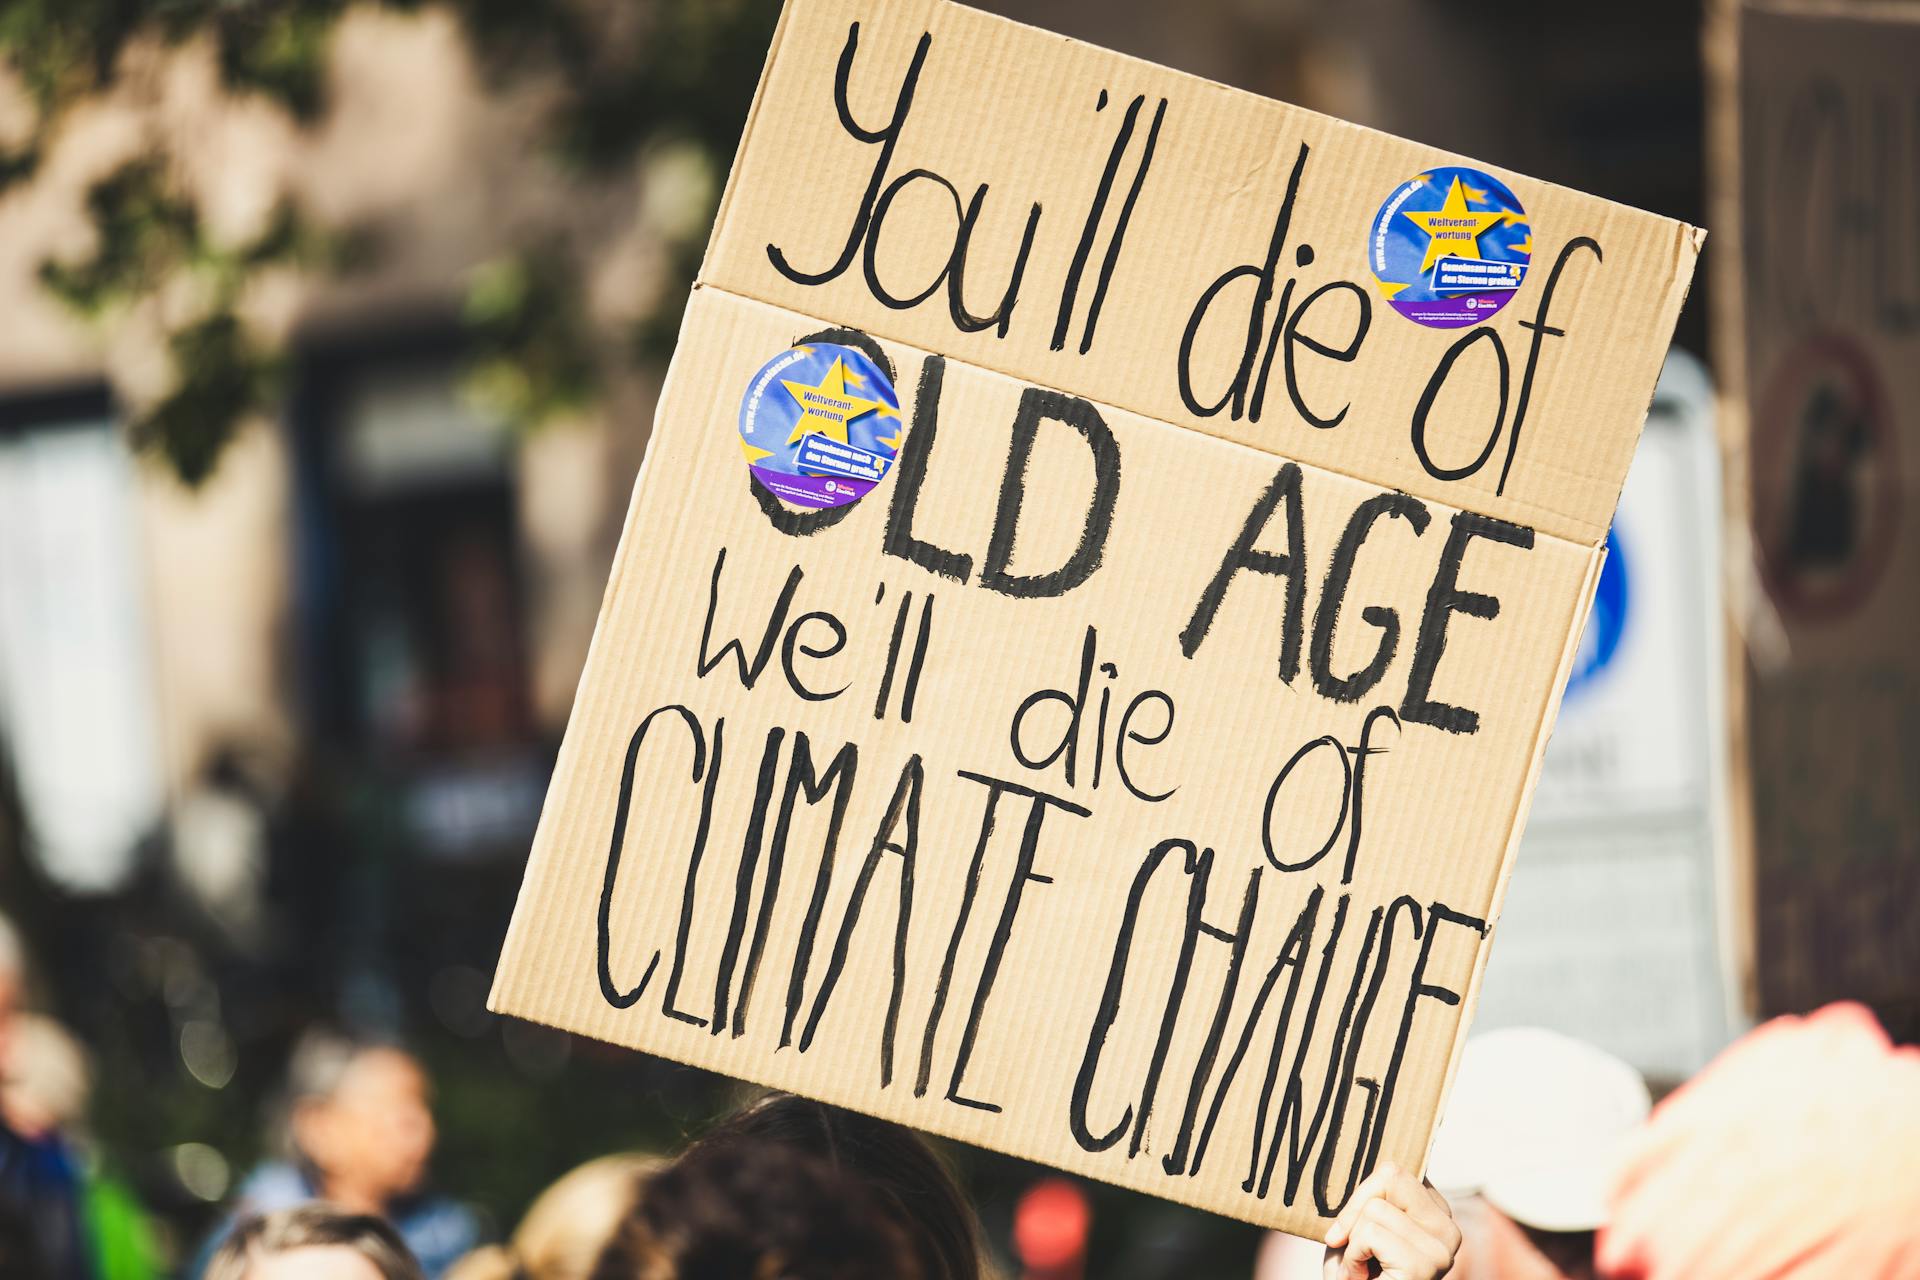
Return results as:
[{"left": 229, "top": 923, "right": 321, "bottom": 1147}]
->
[
  {"left": 1368, "top": 166, "right": 1531, "bottom": 328},
  {"left": 738, "top": 342, "right": 901, "bottom": 510}
]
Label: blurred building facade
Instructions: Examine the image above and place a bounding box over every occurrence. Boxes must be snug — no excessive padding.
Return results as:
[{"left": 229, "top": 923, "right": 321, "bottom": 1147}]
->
[
  {"left": 0, "top": 7, "right": 677, "bottom": 897},
  {"left": 0, "top": 7, "right": 714, "bottom": 1243}
]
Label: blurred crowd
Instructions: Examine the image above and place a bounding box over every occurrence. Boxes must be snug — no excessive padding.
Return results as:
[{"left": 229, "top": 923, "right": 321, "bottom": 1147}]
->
[{"left": 5, "top": 905, "right": 1917, "bottom": 1280}]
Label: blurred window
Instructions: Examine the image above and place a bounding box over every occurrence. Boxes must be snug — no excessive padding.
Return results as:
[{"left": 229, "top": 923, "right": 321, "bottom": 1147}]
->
[
  {"left": 0, "top": 386, "right": 163, "bottom": 892},
  {"left": 291, "top": 334, "right": 542, "bottom": 858}
]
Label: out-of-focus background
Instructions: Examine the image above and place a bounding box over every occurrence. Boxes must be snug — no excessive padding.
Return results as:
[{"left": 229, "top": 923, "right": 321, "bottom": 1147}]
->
[{"left": 0, "top": 0, "right": 1910, "bottom": 1275}]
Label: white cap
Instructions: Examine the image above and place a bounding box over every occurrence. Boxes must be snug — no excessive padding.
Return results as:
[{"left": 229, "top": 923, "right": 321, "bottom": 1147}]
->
[{"left": 1426, "top": 1027, "right": 1650, "bottom": 1233}]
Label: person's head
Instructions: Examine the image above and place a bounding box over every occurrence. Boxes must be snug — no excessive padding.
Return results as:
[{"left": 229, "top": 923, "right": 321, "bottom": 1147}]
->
[
  {"left": 205, "top": 1205, "right": 424, "bottom": 1280},
  {"left": 0, "top": 1012, "right": 91, "bottom": 1142},
  {"left": 597, "top": 1132, "right": 920, "bottom": 1280},
  {"left": 1427, "top": 1028, "right": 1648, "bottom": 1231},
  {"left": 597, "top": 1094, "right": 981, "bottom": 1280},
  {"left": 445, "top": 1154, "right": 658, "bottom": 1280},
  {"left": 284, "top": 1031, "right": 437, "bottom": 1212},
  {"left": 700, "top": 1094, "right": 981, "bottom": 1280},
  {"left": 1423, "top": 1028, "right": 1648, "bottom": 1280}
]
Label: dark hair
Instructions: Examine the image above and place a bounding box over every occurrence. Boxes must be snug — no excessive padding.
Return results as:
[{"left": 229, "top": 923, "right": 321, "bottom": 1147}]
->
[
  {"left": 597, "top": 1095, "right": 981, "bottom": 1280},
  {"left": 205, "top": 1205, "right": 425, "bottom": 1280},
  {"left": 600, "top": 1137, "right": 919, "bottom": 1280}
]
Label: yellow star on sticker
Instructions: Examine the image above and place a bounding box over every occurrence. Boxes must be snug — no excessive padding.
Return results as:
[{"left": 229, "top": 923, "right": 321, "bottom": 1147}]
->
[
  {"left": 780, "top": 356, "right": 885, "bottom": 445},
  {"left": 741, "top": 439, "right": 774, "bottom": 465},
  {"left": 1402, "top": 177, "right": 1509, "bottom": 275}
]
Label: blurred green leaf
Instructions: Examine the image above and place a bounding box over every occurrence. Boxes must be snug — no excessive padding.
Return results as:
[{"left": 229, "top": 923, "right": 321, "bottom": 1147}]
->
[
  {"left": 38, "top": 158, "right": 200, "bottom": 316},
  {"left": 461, "top": 246, "right": 597, "bottom": 430},
  {"left": 133, "top": 310, "right": 276, "bottom": 487},
  {"left": 212, "top": 3, "right": 345, "bottom": 120},
  {"left": 5, "top": 0, "right": 780, "bottom": 483}
]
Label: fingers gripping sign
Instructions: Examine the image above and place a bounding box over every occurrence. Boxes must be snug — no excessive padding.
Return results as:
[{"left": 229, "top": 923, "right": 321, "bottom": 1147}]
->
[{"left": 1322, "top": 1165, "right": 1461, "bottom": 1280}]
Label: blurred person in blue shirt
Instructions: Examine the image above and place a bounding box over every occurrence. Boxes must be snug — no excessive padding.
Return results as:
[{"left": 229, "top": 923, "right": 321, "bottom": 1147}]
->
[
  {"left": 192, "top": 1030, "right": 477, "bottom": 1279},
  {"left": 0, "top": 912, "right": 93, "bottom": 1280},
  {"left": 3, "top": 1009, "right": 162, "bottom": 1280}
]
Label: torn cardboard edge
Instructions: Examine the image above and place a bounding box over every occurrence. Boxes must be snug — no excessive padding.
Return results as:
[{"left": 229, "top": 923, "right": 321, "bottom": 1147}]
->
[{"left": 1422, "top": 542, "right": 1607, "bottom": 1171}]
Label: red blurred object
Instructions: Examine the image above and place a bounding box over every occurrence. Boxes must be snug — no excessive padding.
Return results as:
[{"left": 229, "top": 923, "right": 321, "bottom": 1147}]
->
[
  {"left": 1599, "top": 1002, "right": 1920, "bottom": 1280},
  {"left": 1014, "top": 1177, "right": 1091, "bottom": 1280}
]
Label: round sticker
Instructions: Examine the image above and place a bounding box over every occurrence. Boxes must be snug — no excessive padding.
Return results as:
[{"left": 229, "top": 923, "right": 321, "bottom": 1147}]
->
[
  {"left": 738, "top": 342, "right": 902, "bottom": 510},
  {"left": 1368, "top": 166, "right": 1531, "bottom": 328}
]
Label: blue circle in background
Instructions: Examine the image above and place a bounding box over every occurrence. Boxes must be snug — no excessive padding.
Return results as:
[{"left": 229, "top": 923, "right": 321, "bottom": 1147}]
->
[{"left": 1566, "top": 527, "right": 1629, "bottom": 699}]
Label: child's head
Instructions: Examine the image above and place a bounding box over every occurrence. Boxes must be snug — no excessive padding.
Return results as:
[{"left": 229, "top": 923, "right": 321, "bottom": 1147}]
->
[{"left": 205, "top": 1205, "right": 424, "bottom": 1280}]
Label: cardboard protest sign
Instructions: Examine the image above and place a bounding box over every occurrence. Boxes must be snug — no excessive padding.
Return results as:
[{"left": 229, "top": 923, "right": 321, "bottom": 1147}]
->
[
  {"left": 1726, "top": 4, "right": 1920, "bottom": 1029},
  {"left": 491, "top": 0, "right": 1700, "bottom": 1237}
]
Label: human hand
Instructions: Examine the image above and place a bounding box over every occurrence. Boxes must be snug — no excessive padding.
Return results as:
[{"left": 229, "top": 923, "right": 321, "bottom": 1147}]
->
[{"left": 1322, "top": 1164, "right": 1462, "bottom": 1280}]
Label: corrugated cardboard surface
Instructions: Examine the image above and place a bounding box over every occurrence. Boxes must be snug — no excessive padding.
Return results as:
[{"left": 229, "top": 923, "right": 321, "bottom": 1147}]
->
[
  {"left": 492, "top": 0, "right": 1699, "bottom": 1239},
  {"left": 705, "top": 0, "right": 1701, "bottom": 546},
  {"left": 1733, "top": 4, "right": 1920, "bottom": 1029}
]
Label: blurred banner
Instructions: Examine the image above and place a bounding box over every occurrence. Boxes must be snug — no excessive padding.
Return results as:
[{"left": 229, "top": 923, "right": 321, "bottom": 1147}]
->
[
  {"left": 1473, "top": 350, "right": 1741, "bottom": 1082},
  {"left": 1730, "top": 3, "right": 1919, "bottom": 1034}
]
